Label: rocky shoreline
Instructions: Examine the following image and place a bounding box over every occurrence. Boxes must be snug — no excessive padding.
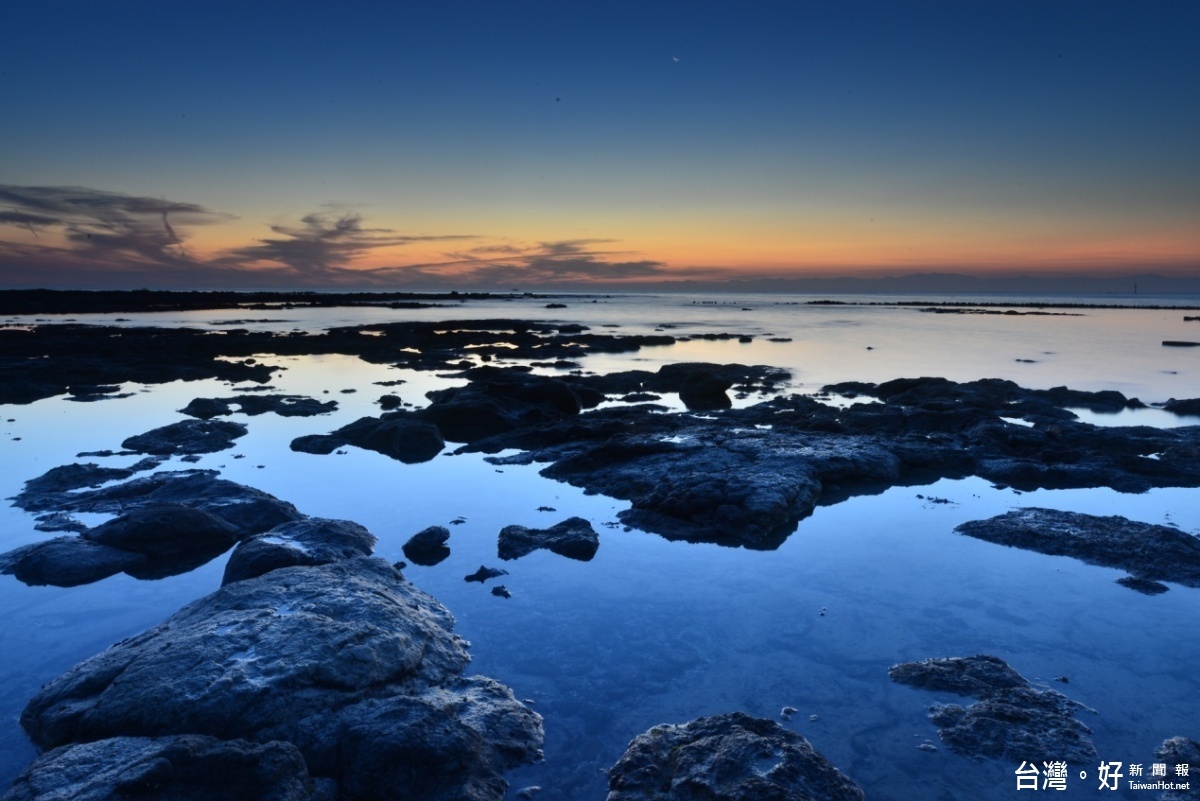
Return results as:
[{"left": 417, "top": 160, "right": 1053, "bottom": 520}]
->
[{"left": 2, "top": 314, "right": 1199, "bottom": 799}]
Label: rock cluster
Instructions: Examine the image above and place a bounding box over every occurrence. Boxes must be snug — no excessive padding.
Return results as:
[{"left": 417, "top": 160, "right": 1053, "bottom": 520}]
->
[
  {"left": 606, "top": 712, "right": 864, "bottom": 801},
  {"left": 889, "top": 655, "right": 1096, "bottom": 762}
]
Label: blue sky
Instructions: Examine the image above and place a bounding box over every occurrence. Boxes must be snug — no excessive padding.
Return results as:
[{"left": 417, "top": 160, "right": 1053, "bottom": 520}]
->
[{"left": 1, "top": 1, "right": 1197, "bottom": 288}]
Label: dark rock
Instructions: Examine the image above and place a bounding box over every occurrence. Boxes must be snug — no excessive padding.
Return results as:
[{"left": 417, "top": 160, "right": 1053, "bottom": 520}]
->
[
  {"left": 419, "top": 371, "right": 587, "bottom": 442},
  {"left": 675, "top": 365, "right": 734, "bottom": 410},
  {"left": 333, "top": 414, "right": 445, "bottom": 463},
  {"left": 619, "top": 392, "right": 661, "bottom": 403},
  {"left": 491, "top": 585, "right": 512, "bottom": 599},
  {"left": 180, "top": 397, "right": 234, "bottom": 419},
  {"left": 84, "top": 503, "right": 241, "bottom": 560},
  {"left": 32, "top": 512, "right": 88, "bottom": 533},
  {"left": 19, "top": 558, "right": 542, "bottom": 801},
  {"left": 889, "top": 655, "right": 1096, "bottom": 761},
  {"left": 887, "top": 654, "right": 1030, "bottom": 696},
  {"left": 465, "top": 565, "right": 509, "bottom": 583},
  {"left": 289, "top": 434, "right": 344, "bottom": 455},
  {"left": 121, "top": 419, "right": 248, "bottom": 455},
  {"left": 1153, "top": 737, "right": 1199, "bottom": 801},
  {"left": 1164, "top": 397, "right": 1200, "bottom": 416},
  {"left": 956, "top": 508, "right": 1200, "bottom": 588},
  {"left": 13, "top": 469, "right": 303, "bottom": 537},
  {"left": 402, "top": 525, "right": 452, "bottom": 566},
  {"left": 0, "top": 735, "right": 335, "bottom": 801},
  {"left": 1163, "top": 341, "right": 1200, "bottom": 347},
  {"left": 1117, "top": 576, "right": 1171, "bottom": 595},
  {"left": 378, "top": 393, "right": 402, "bottom": 410},
  {"left": 222, "top": 517, "right": 377, "bottom": 585},
  {"left": 232, "top": 394, "right": 339, "bottom": 417},
  {"left": 498, "top": 517, "right": 599, "bottom": 561},
  {"left": 606, "top": 712, "right": 864, "bottom": 801},
  {"left": 0, "top": 537, "right": 147, "bottom": 587},
  {"left": 20, "top": 463, "right": 133, "bottom": 496}
]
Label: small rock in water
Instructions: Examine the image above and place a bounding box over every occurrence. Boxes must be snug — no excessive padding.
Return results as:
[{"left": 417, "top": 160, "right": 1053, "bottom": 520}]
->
[
  {"left": 780, "top": 706, "right": 797, "bottom": 720},
  {"left": 819, "top": 607, "right": 827, "bottom": 616},
  {"left": 465, "top": 565, "right": 508, "bottom": 583},
  {"left": 809, "top": 714, "right": 819, "bottom": 722},
  {"left": 491, "top": 585, "right": 512, "bottom": 599},
  {"left": 917, "top": 741, "right": 938, "bottom": 752},
  {"left": 516, "top": 786, "right": 542, "bottom": 800}
]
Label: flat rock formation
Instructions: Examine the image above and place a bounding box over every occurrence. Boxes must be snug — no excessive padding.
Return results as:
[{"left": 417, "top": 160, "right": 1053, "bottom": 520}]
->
[
  {"left": 121, "top": 419, "right": 248, "bottom": 455},
  {"left": 19, "top": 557, "right": 543, "bottom": 801},
  {"left": 0, "top": 735, "right": 335, "bottom": 801},
  {"left": 464, "top": 377, "right": 1200, "bottom": 548},
  {"left": 606, "top": 712, "right": 864, "bottom": 801},
  {"left": 955, "top": 508, "right": 1200, "bottom": 590},
  {"left": 4, "top": 468, "right": 304, "bottom": 587},
  {"left": 498, "top": 517, "right": 599, "bottom": 562},
  {"left": 292, "top": 413, "right": 445, "bottom": 462},
  {"left": 181, "top": 394, "right": 338, "bottom": 419},
  {"left": 889, "top": 655, "right": 1096, "bottom": 761}
]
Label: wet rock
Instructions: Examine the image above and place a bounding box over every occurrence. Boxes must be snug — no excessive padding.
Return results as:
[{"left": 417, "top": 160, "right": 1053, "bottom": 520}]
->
[
  {"left": 13, "top": 468, "right": 303, "bottom": 536},
  {"left": 1164, "top": 398, "right": 1200, "bottom": 416},
  {"left": 121, "top": 419, "right": 248, "bottom": 456},
  {"left": 0, "top": 537, "right": 148, "bottom": 587},
  {"left": 1153, "top": 737, "right": 1199, "bottom": 801},
  {"left": 606, "top": 712, "right": 864, "bottom": 801},
  {"left": 32, "top": 512, "right": 89, "bottom": 533},
  {"left": 889, "top": 655, "right": 1096, "bottom": 761},
  {"left": 619, "top": 392, "right": 661, "bottom": 403},
  {"left": 333, "top": 414, "right": 445, "bottom": 463},
  {"left": 180, "top": 397, "right": 234, "bottom": 419},
  {"left": 498, "top": 517, "right": 599, "bottom": 562},
  {"left": 677, "top": 368, "right": 734, "bottom": 410},
  {"left": 419, "top": 371, "right": 588, "bottom": 442},
  {"left": 223, "top": 518, "right": 377, "bottom": 585},
  {"left": 232, "top": 394, "right": 338, "bottom": 417},
  {"left": 20, "top": 463, "right": 133, "bottom": 495},
  {"left": 0, "top": 735, "right": 335, "bottom": 801},
  {"left": 1117, "top": 576, "right": 1171, "bottom": 595},
  {"left": 84, "top": 504, "right": 241, "bottom": 561},
  {"left": 289, "top": 434, "right": 344, "bottom": 455},
  {"left": 491, "top": 585, "right": 512, "bottom": 599},
  {"left": 19, "top": 557, "right": 543, "bottom": 801},
  {"left": 465, "top": 565, "right": 509, "bottom": 583},
  {"left": 955, "top": 508, "right": 1200, "bottom": 589},
  {"left": 378, "top": 393, "right": 403, "bottom": 410},
  {"left": 403, "top": 525, "right": 452, "bottom": 566}
]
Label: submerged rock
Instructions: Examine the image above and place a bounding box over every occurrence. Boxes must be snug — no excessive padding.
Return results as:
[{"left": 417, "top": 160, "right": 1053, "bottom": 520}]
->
[
  {"left": 84, "top": 504, "right": 240, "bottom": 560},
  {"left": 1, "top": 735, "right": 335, "bottom": 801},
  {"left": 0, "top": 537, "right": 147, "bottom": 588},
  {"left": 1153, "top": 737, "right": 1199, "bottom": 801},
  {"left": 498, "top": 517, "right": 599, "bottom": 562},
  {"left": 465, "top": 565, "right": 509, "bottom": 583},
  {"left": 606, "top": 712, "right": 864, "bottom": 801},
  {"left": 889, "top": 655, "right": 1096, "bottom": 762},
  {"left": 291, "top": 413, "right": 445, "bottom": 463},
  {"left": 19, "top": 557, "right": 543, "bottom": 801},
  {"left": 403, "top": 525, "right": 452, "bottom": 566},
  {"left": 955, "top": 508, "right": 1200, "bottom": 590},
  {"left": 181, "top": 394, "right": 338, "bottom": 420},
  {"left": 222, "top": 517, "right": 377, "bottom": 585},
  {"left": 121, "top": 419, "right": 248, "bottom": 456}
]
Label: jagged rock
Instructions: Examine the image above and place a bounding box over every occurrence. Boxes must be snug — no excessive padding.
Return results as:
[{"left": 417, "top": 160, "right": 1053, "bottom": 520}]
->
[
  {"left": 956, "top": 508, "right": 1200, "bottom": 589},
  {"left": 13, "top": 469, "right": 303, "bottom": 535},
  {"left": 19, "top": 557, "right": 542, "bottom": 801},
  {"left": 1164, "top": 398, "right": 1200, "bottom": 416},
  {"left": 889, "top": 655, "right": 1096, "bottom": 762},
  {"left": 465, "top": 565, "right": 508, "bottom": 583},
  {"left": 0, "top": 537, "right": 147, "bottom": 588},
  {"left": 403, "top": 526, "right": 452, "bottom": 566},
  {"left": 498, "top": 517, "right": 599, "bottom": 561},
  {"left": 1153, "top": 737, "right": 1199, "bottom": 801},
  {"left": 606, "top": 712, "right": 864, "bottom": 801},
  {"left": 418, "top": 371, "right": 587, "bottom": 442},
  {"left": 0, "top": 735, "right": 335, "bottom": 801},
  {"left": 19, "top": 463, "right": 133, "bottom": 496},
  {"left": 121, "top": 419, "right": 248, "bottom": 456},
  {"left": 32, "top": 512, "right": 88, "bottom": 533},
  {"left": 222, "top": 518, "right": 377, "bottom": 585}
]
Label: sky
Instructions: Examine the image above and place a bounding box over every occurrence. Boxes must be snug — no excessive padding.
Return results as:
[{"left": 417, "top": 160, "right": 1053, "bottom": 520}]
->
[{"left": 1, "top": 1, "right": 1198, "bottom": 290}]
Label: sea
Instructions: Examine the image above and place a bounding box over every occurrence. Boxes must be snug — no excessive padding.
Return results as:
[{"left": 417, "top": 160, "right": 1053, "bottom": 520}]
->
[{"left": 2, "top": 291, "right": 1199, "bottom": 799}]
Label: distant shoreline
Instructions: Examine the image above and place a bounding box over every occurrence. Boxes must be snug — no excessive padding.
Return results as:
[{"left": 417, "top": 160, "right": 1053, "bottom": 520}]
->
[{"left": 2, "top": 288, "right": 1200, "bottom": 315}]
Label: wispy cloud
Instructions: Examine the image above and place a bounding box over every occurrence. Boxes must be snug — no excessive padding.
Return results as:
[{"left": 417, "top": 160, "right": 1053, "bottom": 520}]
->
[{"left": 215, "top": 212, "right": 473, "bottom": 277}]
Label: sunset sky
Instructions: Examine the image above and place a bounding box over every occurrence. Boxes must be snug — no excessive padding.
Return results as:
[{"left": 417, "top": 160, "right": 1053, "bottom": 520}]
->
[{"left": 1, "top": 1, "right": 1198, "bottom": 289}]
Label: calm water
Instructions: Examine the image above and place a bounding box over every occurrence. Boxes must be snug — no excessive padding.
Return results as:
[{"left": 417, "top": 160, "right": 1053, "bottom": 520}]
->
[{"left": 2, "top": 292, "right": 1199, "bottom": 799}]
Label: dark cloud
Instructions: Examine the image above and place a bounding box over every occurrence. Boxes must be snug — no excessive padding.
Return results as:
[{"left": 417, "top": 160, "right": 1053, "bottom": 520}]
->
[{"left": 215, "top": 212, "right": 474, "bottom": 277}]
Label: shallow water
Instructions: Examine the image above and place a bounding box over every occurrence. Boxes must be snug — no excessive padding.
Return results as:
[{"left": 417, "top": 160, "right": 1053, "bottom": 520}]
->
[{"left": 2, "top": 292, "right": 1199, "bottom": 799}]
